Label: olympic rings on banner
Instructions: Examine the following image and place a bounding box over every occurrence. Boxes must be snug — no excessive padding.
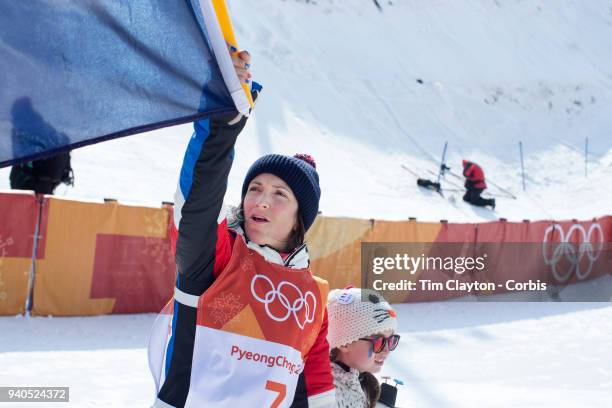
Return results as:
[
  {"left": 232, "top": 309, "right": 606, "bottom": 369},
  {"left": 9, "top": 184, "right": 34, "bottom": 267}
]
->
[{"left": 542, "top": 223, "right": 603, "bottom": 282}]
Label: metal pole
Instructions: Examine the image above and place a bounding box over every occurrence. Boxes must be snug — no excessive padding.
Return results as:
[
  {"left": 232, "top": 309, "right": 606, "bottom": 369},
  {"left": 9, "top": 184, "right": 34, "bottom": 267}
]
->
[
  {"left": 519, "top": 141, "right": 526, "bottom": 191},
  {"left": 24, "top": 195, "right": 44, "bottom": 315},
  {"left": 437, "top": 141, "right": 448, "bottom": 184},
  {"left": 585, "top": 137, "right": 588, "bottom": 178}
]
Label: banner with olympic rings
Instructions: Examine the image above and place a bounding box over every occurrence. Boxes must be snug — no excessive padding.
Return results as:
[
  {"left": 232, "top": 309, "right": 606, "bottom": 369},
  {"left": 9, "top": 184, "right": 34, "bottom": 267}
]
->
[{"left": 0, "top": 190, "right": 609, "bottom": 315}]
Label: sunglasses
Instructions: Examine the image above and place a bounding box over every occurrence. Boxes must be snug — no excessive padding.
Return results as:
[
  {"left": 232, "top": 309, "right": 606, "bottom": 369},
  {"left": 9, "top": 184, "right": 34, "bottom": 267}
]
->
[{"left": 359, "top": 334, "right": 400, "bottom": 353}]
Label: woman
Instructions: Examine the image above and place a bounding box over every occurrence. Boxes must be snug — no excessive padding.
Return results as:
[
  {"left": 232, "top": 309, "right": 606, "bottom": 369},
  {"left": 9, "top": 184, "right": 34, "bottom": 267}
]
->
[{"left": 149, "top": 50, "right": 335, "bottom": 408}]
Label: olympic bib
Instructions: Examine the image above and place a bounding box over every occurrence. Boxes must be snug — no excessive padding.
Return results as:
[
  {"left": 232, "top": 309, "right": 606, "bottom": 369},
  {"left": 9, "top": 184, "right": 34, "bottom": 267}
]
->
[{"left": 187, "top": 237, "right": 328, "bottom": 407}]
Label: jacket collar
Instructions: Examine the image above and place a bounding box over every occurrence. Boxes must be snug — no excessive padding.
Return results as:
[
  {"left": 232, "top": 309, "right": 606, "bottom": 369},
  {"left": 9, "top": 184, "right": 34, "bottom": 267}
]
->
[{"left": 230, "top": 224, "right": 310, "bottom": 269}]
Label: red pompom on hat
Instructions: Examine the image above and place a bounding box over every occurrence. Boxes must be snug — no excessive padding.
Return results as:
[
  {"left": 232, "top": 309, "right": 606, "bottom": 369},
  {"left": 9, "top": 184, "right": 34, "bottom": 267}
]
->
[{"left": 293, "top": 153, "right": 316, "bottom": 169}]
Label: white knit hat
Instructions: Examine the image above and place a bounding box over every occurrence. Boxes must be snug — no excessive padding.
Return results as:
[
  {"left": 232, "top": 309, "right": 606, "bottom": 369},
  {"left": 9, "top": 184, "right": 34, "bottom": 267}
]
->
[{"left": 327, "top": 287, "right": 397, "bottom": 349}]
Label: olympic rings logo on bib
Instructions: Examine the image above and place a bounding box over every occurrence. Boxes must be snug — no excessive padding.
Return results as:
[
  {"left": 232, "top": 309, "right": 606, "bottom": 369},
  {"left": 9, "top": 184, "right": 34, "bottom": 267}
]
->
[
  {"left": 250, "top": 274, "right": 317, "bottom": 329},
  {"left": 542, "top": 223, "right": 604, "bottom": 282}
]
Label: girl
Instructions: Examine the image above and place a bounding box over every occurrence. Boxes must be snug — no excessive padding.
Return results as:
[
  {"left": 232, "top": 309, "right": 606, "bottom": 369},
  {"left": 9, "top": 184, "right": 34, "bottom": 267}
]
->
[
  {"left": 149, "top": 50, "right": 335, "bottom": 407},
  {"left": 327, "top": 288, "right": 400, "bottom": 407}
]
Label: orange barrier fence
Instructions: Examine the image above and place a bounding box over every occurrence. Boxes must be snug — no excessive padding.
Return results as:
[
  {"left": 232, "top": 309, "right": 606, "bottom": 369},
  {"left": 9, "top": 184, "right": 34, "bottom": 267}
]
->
[
  {"left": 0, "top": 190, "right": 609, "bottom": 315},
  {"left": 31, "top": 197, "right": 175, "bottom": 316},
  {"left": 0, "top": 194, "right": 175, "bottom": 316},
  {"left": 306, "top": 216, "right": 612, "bottom": 303}
]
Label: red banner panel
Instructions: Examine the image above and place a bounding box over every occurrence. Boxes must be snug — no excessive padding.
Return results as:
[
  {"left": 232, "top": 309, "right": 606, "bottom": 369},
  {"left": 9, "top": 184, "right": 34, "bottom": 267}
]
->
[
  {"left": 0, "top": 191, "right": 39, "bottom": 315},
  {"left": 90, "top": 234, "right": 175, "bottom": 313}
]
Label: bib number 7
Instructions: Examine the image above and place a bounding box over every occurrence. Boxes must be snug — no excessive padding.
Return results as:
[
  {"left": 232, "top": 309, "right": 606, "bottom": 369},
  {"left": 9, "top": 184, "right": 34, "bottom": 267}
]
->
[{"left": 265, "top": 380, "right": 287, "bottom": 408}]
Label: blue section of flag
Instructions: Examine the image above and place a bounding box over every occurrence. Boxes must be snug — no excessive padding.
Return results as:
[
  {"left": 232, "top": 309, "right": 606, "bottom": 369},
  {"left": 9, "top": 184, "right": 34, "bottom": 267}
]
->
[{"left": 0, "top": 0, "right": 236, "bottom": 167}]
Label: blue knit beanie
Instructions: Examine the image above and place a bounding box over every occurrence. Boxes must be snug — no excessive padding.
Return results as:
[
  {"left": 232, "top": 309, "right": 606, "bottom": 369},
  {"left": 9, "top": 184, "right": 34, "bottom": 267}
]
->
[{"left": 241, "top": 154, "right": 321, "bottom": 231}]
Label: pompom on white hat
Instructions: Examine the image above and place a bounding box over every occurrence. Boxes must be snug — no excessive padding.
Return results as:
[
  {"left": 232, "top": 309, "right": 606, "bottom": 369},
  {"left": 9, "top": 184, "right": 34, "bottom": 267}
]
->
[{"left": 327, "top": 287, "right": 397, "bottom": 349}]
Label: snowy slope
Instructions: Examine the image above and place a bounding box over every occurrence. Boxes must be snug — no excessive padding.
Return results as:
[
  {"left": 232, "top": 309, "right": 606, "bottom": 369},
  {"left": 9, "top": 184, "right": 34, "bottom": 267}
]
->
[
  {"left": 0, "top": 0, "right": 610, "bottom": 222},
  {"left": 1, "top": 302, "right": 611, "bottom": 407}
]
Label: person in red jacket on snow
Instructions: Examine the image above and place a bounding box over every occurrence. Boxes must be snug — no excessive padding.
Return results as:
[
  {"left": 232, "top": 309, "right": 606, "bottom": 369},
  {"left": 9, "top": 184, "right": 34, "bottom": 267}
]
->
[{"left": 462, "top": 160, "right": 495, "bottom": 209}]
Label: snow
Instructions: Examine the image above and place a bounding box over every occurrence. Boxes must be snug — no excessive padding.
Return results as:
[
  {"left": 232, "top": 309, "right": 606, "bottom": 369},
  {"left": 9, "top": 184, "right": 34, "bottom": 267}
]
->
[
  {"left": 0, "top": 1, "right": 611, "bottom": 407},
  {"left": 1, "top": 302, "right": 611, "bottom": 407},
  {"left": 0, "top": 314, "right": 155, "bottom": 407},
  {"left": 0, "top": 0, "right": 610, "bottom": 221},
  {"left": 389, "top": 302, "right": 612, "bottom": 407}
]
